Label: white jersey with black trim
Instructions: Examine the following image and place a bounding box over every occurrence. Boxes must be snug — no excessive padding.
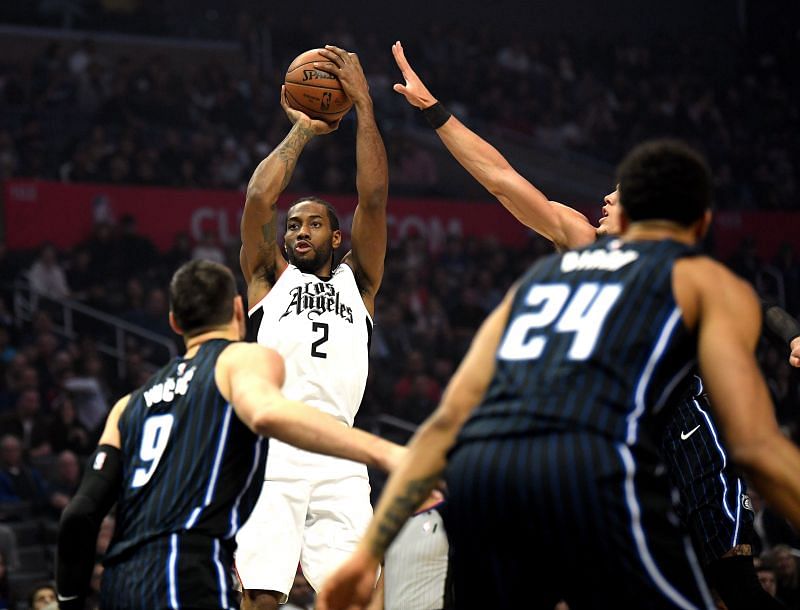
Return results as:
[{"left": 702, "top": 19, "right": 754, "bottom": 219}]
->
[{"left": 248, "top": 262, "right": 372, "bottom": 477}]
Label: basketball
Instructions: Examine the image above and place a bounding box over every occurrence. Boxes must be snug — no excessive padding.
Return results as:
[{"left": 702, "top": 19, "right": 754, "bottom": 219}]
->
[{"left": 284, "top": 49, "right": 353, "bottom": 122}]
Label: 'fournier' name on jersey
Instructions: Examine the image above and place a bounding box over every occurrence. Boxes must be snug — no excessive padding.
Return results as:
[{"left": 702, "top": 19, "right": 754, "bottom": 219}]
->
[{"left": 280, "top": 280, "right": 354, "bottom": 324}]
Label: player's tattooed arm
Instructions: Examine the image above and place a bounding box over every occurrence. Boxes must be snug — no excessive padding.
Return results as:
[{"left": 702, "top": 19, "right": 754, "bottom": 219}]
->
[
  {"left": 273, "top": 122, "right": 316, "bottom": 190},
  {"left": 241, "top": 90, "right": 342, "bottom": 300},
  {"left": 240, "top": 120, "right": 315, "bottom": 294},
  {"left": 371, "top": 471, "right": 442, "bottom": 557}
]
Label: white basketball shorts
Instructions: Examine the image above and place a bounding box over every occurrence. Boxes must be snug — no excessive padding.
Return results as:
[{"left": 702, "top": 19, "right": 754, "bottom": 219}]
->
[{"left": 235, "top": 469, "right": 372, "bottom": 601}]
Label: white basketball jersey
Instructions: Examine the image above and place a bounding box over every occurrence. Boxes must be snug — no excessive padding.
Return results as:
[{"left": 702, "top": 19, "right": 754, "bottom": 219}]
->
[{"left": 248, "top": 263, "right": 372, "bottom": 477}]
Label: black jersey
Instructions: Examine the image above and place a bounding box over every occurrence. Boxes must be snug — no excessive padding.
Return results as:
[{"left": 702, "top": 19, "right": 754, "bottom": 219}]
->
[
  {"left": 458, "top": 236, "right": 697, "bottom": 452},
  {"left": 105, "top": 339, "right": 267, "bottom": 563},
  {"left": 662, "top": 375, "right": 754, "bottom": 566},
  {"left": 444, "top": 238, "right": 716, "bottom": 609}
]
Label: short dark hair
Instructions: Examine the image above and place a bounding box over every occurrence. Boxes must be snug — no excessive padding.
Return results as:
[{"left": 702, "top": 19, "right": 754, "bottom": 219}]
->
[
  {"left": 287, "top": 196, "right": 340, "bottom": 231},
  {"left": 169, "top": 260, "right": 236, "bottom": 337},
  {"left": 28, "top": 582, "right": 56, "bottom": 608},
  {"left": 616, "top": 139, "right": 711, "bottom": 227}
]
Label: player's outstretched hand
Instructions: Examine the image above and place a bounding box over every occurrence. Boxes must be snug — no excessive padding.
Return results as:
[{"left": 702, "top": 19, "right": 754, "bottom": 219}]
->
[
  {"left": 316, "top": 549, "right": 379, "bottom": 610},
  {"left": 315, "top": 45, "right": 371, "bottom": 108},
  {"left": 392, "top": 41, "right": 437, "bottom": 109},
  {"left": 791, "top": 337, "right": 800, "bottom": 368},
  {"left": 280, "top": 85, "right": 340, "bottom": 134}
]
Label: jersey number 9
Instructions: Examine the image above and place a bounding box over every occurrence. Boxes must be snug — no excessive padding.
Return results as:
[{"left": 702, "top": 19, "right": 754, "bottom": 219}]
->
[{"left": 131, "top": 414, "right": 175, "bottom": 488}]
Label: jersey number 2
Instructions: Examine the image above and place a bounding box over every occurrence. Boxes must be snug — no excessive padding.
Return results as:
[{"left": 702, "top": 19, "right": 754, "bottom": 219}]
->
[
  {"left": 498, "top": 282, "right": 621, "bottom": 362},
  {"left": 311, "top": 322, "right": 329, "bottom": 358},
  {"left": 131, "top": 414, "right": 174, "bottom": 488}
]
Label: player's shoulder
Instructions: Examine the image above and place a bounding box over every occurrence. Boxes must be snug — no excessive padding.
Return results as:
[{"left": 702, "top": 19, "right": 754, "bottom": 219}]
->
[
  {"left": 99, "top": 394, "right": 131, "bottom": 446},
  {"left": 218, "top": 341, "right": 283, "bottom": 369},
  {"left": 673, "top": 255, "right": 759, "bottom": 329},
  {"left": 215, "top": 341, "right": 286, "bottom": 397},
  {"left": 334, "top": 258, "right": 357, "bottom": 279},
  {"left": 549, "top": 201, "right": 590, "bottom": 223},
  {"left": 110, "top": 394, "right": 131, "bottom": 419},
  {"left": 549, "top": 201, "right": 596, "bottom": 248},
  {"left": 674, "top": 255, "right": 754, "bottom": 294}
]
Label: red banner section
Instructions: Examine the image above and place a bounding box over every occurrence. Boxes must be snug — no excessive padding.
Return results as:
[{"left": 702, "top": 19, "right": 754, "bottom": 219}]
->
[
  {"left": 2, "top": 180, "right": 532, "bottom": 253},
  {"left": 3, "top": 180, "right": 797, "bottom": 260}
]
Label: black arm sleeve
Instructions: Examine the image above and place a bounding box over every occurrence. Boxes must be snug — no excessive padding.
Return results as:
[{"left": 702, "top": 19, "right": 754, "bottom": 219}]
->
[
  {"left": 762, "top": 301, "right": 800, "bottom": 348},
  {"left": 56, "top": 444, "right": 122, "bottom": 609}
]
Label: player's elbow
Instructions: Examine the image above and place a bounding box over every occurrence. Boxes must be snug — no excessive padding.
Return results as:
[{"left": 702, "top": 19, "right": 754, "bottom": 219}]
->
[
  {"left": 58, "top": 495, "right": 98, "bottom": 549},
  {"left": 249, "top": 409, "right": 274, "bottom": 436},
  {"left": 248, "top": 398, "right": 288, "bottom": 437},
  {"left": 357, "top": 187, "right": 389, "bottom": 211},
  {"left": 244, "top": 185, "right": 276, "bottom": 213},
  {"left": 482, "top": 166, "right": 513, "bottom": 198}
]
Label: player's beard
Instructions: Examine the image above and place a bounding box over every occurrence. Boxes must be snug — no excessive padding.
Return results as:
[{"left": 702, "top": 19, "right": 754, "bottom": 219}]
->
[{"left": 288, "top": 241, "right": 333, "bottom": 274}]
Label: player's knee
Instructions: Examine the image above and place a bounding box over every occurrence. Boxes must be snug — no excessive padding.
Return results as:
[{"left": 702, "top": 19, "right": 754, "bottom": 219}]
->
[{"left": 241, "top": 589, "right": 281, "bottom": 610}]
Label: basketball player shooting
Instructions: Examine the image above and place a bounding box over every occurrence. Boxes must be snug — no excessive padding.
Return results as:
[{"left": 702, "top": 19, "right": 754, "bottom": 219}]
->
[
  {"left": 236, "top": 45, "right": 389, "bottom": 610},
  {"left": 390, "top": 40, "right": 800, "bottom": 609}
]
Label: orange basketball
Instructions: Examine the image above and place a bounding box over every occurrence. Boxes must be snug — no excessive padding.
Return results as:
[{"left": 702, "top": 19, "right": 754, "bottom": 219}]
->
[{"left": 284, "top": 49, "right": 353, "bottom": 123}]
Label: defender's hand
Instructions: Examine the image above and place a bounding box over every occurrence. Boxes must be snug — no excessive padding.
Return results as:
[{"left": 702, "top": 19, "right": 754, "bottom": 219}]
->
[
  {"left": 316, "top": 549, "right": 379, "bottom": 610},
  {"left": 315, "top": 45, "right": 371, "bottom": 108},
  {"left": 380, "top": 443, "right": 408, "bottom": 473},
  {"left": 391, "top": 41, "right": 438, "bottom": 109},
  {"left": 280, "top": 85, "right": 340, "bottom": 134},
  {"left": 790, "top": 336, "right": 800, "bottom": 368}
]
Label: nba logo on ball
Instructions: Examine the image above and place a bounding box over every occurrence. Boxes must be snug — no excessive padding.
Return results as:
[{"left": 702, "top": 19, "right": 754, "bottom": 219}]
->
[
  {"left": 321, "top": 92, "right": 332, "bottom": 111},
  {"left": 284, "top": 48, "right": 353, "bottom": 122}
]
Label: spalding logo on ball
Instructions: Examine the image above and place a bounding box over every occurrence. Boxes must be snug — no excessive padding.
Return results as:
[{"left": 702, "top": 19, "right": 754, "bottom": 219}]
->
[{"left": 284, "top": 49, "right": 353, "bottom": 122}]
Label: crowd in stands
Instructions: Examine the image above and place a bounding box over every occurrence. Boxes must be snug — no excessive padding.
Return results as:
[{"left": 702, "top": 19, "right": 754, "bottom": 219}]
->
[{"left": 0, "top": 14, "right": 798, "bottom": 209}]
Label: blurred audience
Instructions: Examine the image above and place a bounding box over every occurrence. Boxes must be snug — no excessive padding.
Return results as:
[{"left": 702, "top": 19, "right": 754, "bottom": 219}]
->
[{"left": 0, "top": 23, "right": 796, "bottom": 210}]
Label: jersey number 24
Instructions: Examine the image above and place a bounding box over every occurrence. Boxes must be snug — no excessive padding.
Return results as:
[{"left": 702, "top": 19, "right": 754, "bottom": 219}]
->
[{"left": 498, "top": 283, "right": 621, "bottom": 362}]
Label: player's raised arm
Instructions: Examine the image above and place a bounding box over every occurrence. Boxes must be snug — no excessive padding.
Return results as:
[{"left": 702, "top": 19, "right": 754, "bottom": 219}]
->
[
  {"left": 216, "top": 342, "right": 404, "bottom": 473},
  {"left": 317, "top": 287, "right": 515, "bottom": 610},
  {"left": 676, "top": 258, "right": 800, "bottom": 528},
  {"left": 240, "top": 90, "right": 339, "bottom": 306},
  {"left": 316, "top": 45, "right": 388, "bottom": 310},
  {"left": 391, "top": 41, "right": 595, "bottom": 250}
]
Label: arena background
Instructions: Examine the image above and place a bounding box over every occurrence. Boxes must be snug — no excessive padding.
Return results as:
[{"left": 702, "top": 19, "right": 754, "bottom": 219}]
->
[{"left": 0, "top": 1, "right": 798, "bottom": 608}]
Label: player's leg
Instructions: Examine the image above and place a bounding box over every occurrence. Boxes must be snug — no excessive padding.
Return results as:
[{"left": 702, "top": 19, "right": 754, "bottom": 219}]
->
[
  {"left": 601, "top": 443, "right": 716, "bottom": 610},
  {"left": 444, "top": 434, "right": 715, "bottom": 609},
  {"left": 442, "top": 438, "right": 564, "bottom": 608},
  {"left": 300, "top": 469, "right": 374, "bottom": 592},
  {"left": 235, "top": 479, "right": 310, "bottom": 609}
]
